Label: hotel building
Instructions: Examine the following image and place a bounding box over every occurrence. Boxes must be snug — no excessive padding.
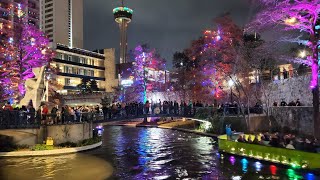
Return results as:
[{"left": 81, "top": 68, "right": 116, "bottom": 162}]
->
[
  {"left": 39, "top": 0, "right": 118, "bottom": 95},
  {"left": 51, "top": 44, "right": 117, "bottom": 94}
]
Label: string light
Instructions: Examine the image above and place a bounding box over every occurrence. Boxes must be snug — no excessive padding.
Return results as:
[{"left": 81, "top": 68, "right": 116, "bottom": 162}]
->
[{"left": 0, "top": 2, "right": 54, "bottom": 101}]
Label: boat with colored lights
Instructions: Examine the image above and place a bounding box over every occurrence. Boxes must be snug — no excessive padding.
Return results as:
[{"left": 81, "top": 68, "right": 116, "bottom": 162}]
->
[{"left": 218, "top": 134, "right": 320, "bottom": 170}]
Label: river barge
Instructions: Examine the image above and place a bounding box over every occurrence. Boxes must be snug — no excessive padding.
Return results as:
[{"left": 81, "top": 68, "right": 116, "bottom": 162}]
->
[{"left": 218, "top": 134, "right": 320, "bottom": 170}]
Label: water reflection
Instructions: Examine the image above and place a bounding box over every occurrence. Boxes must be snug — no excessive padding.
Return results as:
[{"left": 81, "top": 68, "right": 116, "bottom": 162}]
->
[
  {"left": 0, "top": 126, "right": 318, "bottom": 179},
  {"left": 0, "top": 154, "right": 113, "bottom": 180},
  {"left": 241, "top": 158, "right": 248, "bottom": 173}
]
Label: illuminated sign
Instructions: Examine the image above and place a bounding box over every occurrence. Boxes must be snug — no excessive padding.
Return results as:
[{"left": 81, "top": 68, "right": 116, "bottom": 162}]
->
[{"left": 121, "top": 79, "right": 133, "bottom": 87}]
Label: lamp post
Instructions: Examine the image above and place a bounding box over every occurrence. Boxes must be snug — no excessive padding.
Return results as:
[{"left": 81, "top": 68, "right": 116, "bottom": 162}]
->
[{"left": 228, "top": 79, "right": 234, "bottom": 103}]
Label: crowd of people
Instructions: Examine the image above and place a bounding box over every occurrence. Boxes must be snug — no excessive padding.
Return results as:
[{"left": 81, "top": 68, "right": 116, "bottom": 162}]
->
[
  {"left": 101, "top": 100, "right": 207, "bottom": 120},
  {"left": 235, "top": 132, "right": 320, "bottom": 153},
  {"left": 1, "top": 99, "right": 207, "bottom": 125},
  {"left": 1, "top": 98, "right": 268, "bottom": 126},
  {"left": 0, "top": 101, "right": 100, "bottom": 125},
  {"left": 273, "top": 99, "right": 302, "bottom": 107}
]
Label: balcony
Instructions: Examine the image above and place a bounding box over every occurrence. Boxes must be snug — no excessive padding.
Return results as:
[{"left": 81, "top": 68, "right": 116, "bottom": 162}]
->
[
  {"left": 57, "top": 72, "right": 105, "bottom": 81},
  {"left": 63, "top": 86, "right": 106, "bottom": 92},
  {"left": 53, "top": 58, "right": 105, "bottom": 70}
]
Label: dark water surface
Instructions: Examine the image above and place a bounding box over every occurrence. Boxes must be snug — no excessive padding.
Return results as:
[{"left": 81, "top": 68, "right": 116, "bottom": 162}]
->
[{"left": 0, "top": 126, "right": 319, "bottom": 180}]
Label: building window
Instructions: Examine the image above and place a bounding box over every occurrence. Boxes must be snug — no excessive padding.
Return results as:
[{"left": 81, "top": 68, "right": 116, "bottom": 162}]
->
[
  {"left": 64, "top": 66, "right": 68, "bottom": 73},
  {"left": 45, "top": 19, "right": 53, "bottom": 23},
  {"left": 58, "top": 53, "right": 63, "bottom": 59},
  {"left": 73, "top": 56, "right": 80, "bottom": 63},
  {"left": 87, "top": 70, "right": 92, "bottom": 76},
  {"left": 65, "top": 78, "right": 71, "bottom": 86},
  {"left": 45, "top": 14, "right": 53, "bottom": 18},
  {"left": 45, "top": 8, "right": 53, "bottom": 13},
  {"left": 45, "top": 0, "right": 53, "bottom": 3},
  {"left": 45, "top": 29, "right": 53, "bottom": 33},
  {"left": 80, "top": 57, "right": 84, "bottom": 64},
  {"left": 45, "top": 24, "right": 53, "bottom": 28},
  {"left": 45, "top": 3, "right": 53, "bottom": 8},
  {"left": 79, "top": 69, "right": 84, "bottom": 75},
  {"left": 68, "top": 56, "right": 72, "bottom": 61}
]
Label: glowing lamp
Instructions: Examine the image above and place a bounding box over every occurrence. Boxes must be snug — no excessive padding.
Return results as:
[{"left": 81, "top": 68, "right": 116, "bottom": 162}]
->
[
  {"left": 298, "top": 50, "right": 307, "bottom": 58},
  {"left": 284, "top": 17, "right": 297, "bottom": 25},
  {"left": 228, "top": 79, "right": 234, "bottom": 87}
]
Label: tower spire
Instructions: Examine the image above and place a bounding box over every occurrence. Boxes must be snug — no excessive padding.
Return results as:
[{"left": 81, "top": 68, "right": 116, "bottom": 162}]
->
[{"left": 113, "top": 0, "right": 133, "bottom": 64}]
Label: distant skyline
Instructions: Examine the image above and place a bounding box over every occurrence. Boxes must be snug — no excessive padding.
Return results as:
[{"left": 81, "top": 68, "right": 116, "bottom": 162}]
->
[{"left": 84, "top": 0, "right": 253, "bottom": 68}]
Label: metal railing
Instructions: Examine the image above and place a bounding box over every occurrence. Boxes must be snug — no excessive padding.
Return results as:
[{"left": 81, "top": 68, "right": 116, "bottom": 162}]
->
[
  {"left": 0, "top": 106, "right": 265, "bottom": 129},
  {"left": 0, "top": 110, "right": 40, "bottom": 129}
]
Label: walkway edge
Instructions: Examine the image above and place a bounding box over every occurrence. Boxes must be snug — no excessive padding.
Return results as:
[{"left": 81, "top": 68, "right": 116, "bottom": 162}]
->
[
  {"left": 0, "top": 141, "right": 102, "bottom": 157},
  {"left": 159, "top": 126, "right": 218, "bottom": 138}
]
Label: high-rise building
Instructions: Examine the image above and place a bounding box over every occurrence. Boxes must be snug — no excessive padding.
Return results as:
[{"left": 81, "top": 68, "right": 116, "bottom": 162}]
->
[
  {"left": 0, "top": 0, "right": 40, "bottom": 27},
  {"left": 40, "top": 0, "right": 83, "bottom": 49},
  {"left": 113, "top": 3, "right": 133, "bottom": 64}
]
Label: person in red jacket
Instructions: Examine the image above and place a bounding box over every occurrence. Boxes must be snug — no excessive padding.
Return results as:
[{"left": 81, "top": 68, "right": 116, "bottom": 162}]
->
[
  {"left": 41, "top": 105, "right": 49, "bottom": 124},
  {"left": 3, "top": 102, "right": 13, "bottom": 111}
]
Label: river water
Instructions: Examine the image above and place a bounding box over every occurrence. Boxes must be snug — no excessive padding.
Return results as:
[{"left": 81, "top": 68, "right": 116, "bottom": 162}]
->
[{"left": 0, "top": 126, "right": 318, "bottom": 180}]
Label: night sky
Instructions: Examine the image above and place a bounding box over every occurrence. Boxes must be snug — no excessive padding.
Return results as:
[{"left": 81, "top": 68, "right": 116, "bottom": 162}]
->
[{"left": 84, "top": 0, "right": 253, "bottom": 68}]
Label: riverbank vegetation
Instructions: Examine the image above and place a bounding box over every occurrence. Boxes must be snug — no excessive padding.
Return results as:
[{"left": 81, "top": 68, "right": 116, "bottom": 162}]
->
[{"left": 0, "top": 135, "right": 102, "bottom": 152}]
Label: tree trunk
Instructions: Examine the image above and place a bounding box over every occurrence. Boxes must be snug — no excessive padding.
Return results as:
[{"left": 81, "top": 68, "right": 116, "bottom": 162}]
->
[
  {"left": 313, "top": 87, "right": 319, "bottom": 139},
  {"left": 312, "top": 46, "right": 319, "bottom": 139}
]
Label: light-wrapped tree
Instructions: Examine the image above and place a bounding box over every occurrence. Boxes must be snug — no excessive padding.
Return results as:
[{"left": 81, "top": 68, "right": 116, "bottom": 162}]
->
[
  {"left": 0, "top": 2, "right": 53, "bottom": 102},
  {"left": 249, "top": 0, "right": 320, "bottom": 138},
  {"left": 123, "top": 44, "right": 166, "bottom": 103}
]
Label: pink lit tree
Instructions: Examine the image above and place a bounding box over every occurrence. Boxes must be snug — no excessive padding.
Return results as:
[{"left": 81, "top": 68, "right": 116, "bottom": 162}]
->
[
  {"left": 250, "top": 0, "right": 320, "bottom": 138},
  {"left": 0, "top": 2, "right": 53, "bottom": 102}
]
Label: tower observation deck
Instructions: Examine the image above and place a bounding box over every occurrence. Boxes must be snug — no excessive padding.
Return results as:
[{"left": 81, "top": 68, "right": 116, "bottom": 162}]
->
[{"left": 113, "top": 4, "right": 133, "bottom": 64}]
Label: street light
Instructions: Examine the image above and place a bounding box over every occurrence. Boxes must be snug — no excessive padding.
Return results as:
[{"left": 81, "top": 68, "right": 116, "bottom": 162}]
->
[
  {"left": 284, "top": 17, "right": 297, "bottom": 25},
  {"left": 298, "top": 50, "right": 307, "bottom": 58},
  {"left": 228, "top": 79, "right": 234, "bottom": 102}
]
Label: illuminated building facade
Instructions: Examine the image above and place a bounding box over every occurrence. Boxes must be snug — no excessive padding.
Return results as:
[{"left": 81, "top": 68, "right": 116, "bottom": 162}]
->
[
  {"left": 51, "top": 44, "right": 117, "bottom": 94},
  {"left": 0, "top": 0, "right": 40, "bottom": 27}
]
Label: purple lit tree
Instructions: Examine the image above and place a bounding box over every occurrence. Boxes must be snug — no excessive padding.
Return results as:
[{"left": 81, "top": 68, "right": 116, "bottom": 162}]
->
[
  {"left": 250, "top": 0, "right": 320, "bottom": 138},
  {"left": 0, "top": 2, "right": 53, "bottom": 102},
  {"left": 124, "top": 44, "right": 166, "bottom": 103}
]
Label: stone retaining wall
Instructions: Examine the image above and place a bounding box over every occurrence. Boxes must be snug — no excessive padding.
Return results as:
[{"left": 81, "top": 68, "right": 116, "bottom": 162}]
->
[
  {"left": 46, "top": 123, "right": 92, "bottom": 144},
  {"left": 0, "top": 123, "right": 93, "bottom": 146},
  {"left": 262, "top": 75, "right": 312, "bottom": 106},
  {"left": 270, "top": 107, "right": 313, "bottom": 136}
]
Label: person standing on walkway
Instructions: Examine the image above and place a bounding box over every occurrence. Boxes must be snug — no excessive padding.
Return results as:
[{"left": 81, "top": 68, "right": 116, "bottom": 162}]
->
[
  {"left": 41, "top": 105, "right": 49, "bottom": 125},
  {"left": 51, "top": 105, "right": 58, "bottom": 124}
]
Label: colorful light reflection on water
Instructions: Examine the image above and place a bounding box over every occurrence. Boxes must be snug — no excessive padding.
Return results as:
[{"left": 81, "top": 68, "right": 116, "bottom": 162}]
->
[{"left": 0, "top": 126, "right": 318, "bottom": 179}]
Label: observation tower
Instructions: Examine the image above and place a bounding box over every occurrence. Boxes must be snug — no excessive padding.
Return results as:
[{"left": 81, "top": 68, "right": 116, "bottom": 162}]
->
[{"left": 113, "top": 1, "right": 133, "bottom": 64}]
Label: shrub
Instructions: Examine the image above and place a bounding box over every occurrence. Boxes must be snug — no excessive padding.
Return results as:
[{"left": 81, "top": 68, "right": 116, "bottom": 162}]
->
[
  {"left": 78, "top": 137, "right": 101, "bottom": 146},
  {"left": 31, "top": 144, "right": 54, "bottom": 151},
  {"left": 58, "top": 142, "right": 77, "bottom": 148}
]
